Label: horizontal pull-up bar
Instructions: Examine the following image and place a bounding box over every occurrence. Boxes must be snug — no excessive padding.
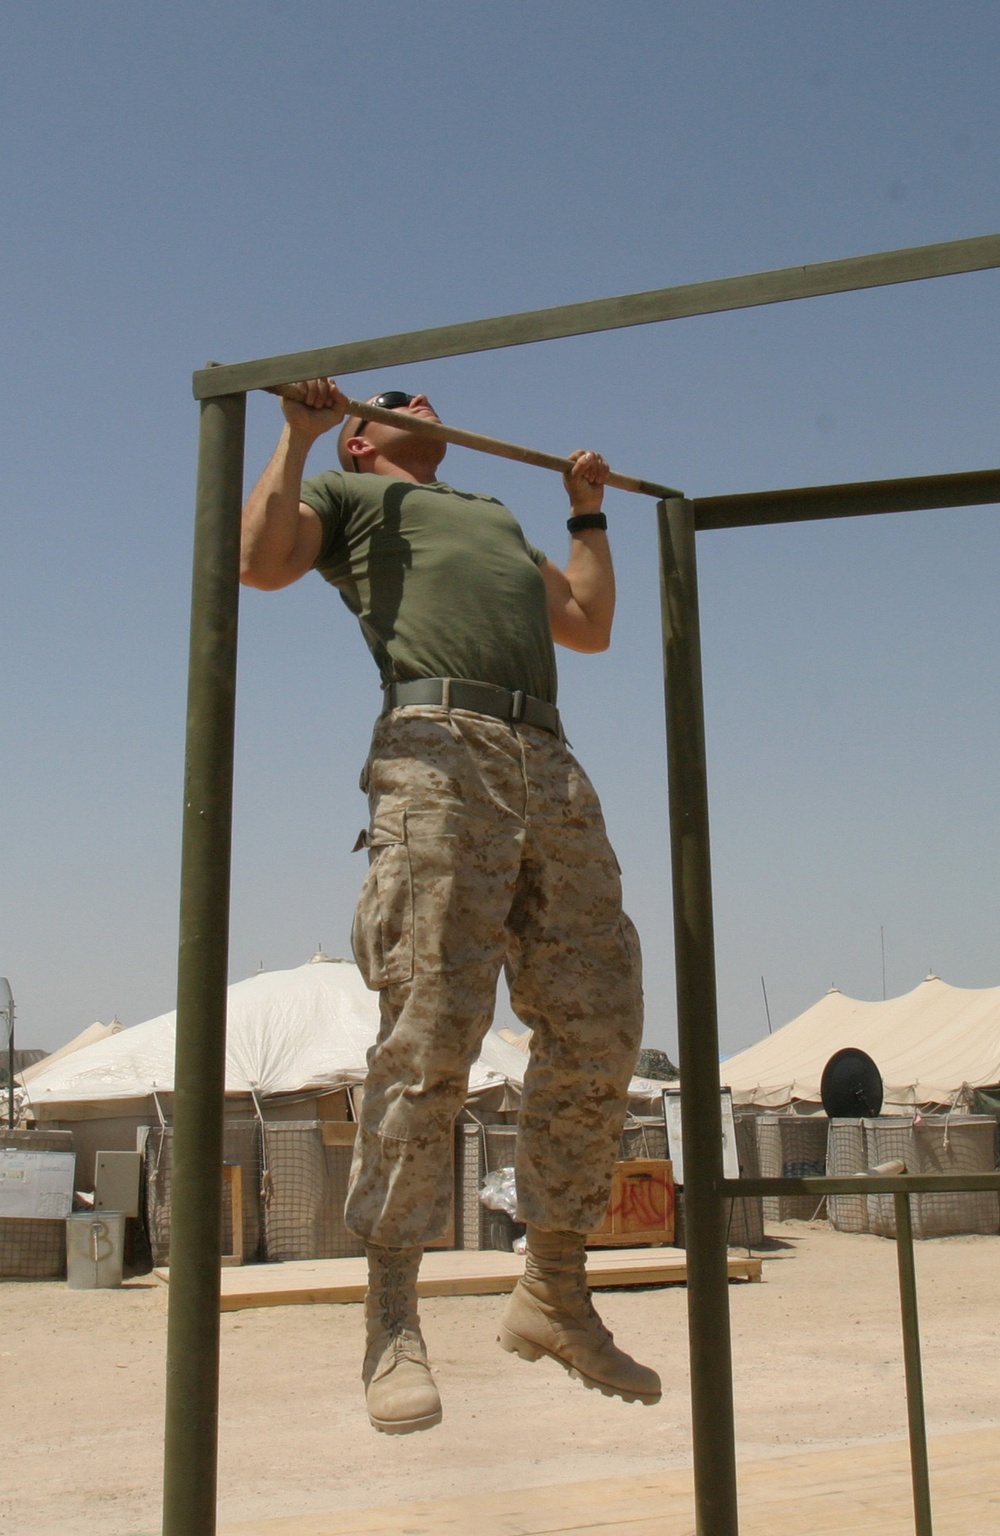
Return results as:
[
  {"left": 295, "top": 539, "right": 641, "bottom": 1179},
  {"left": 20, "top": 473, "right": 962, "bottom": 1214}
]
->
[
  {"left": 268, "top": 382, "right": 682, "bottom": 501},
  {"left": 194, "top": 232, "right": 1000, "bottom": 398}
]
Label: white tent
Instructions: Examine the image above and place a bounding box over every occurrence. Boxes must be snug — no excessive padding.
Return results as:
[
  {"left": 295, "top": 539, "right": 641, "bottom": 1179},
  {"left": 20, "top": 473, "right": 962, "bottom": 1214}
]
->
[
  {"left": 723, "top": 975, "right": 1000, "bottom": 1112},
  {"left": 23, "top": 956, "right": 531, "bottom": 1113},
  {"left": 16, "top": 1019, "right": 124, "bottom": 1086}
]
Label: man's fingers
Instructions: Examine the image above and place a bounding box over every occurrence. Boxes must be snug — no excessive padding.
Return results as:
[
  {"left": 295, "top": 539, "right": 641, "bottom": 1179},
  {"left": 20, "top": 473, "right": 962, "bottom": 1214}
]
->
[
  {"left": 308, "top": 378, "right": 334, "bottom": 408},
  {"left": 296, "top": 377, "right": 346, "bottom": 416},
  {"left": 567, "top": 449, "right": 609, "bottom": 484}
]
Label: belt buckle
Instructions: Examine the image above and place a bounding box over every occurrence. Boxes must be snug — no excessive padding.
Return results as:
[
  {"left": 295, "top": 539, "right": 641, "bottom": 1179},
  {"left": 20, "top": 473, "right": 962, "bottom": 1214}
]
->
[{"left": 509, "top": 689, "right": 526, "bottom": 723}]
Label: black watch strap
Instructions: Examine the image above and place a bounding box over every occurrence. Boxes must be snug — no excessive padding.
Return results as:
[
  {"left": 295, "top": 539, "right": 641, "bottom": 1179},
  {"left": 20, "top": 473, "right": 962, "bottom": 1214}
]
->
[{"left": 567, "top": 512, "right": 608, "bottom": 533}]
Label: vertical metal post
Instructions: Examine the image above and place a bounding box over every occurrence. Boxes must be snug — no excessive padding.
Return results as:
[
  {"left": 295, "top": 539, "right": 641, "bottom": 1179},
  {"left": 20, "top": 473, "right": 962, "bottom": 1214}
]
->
[
  {"left": 3, "top": 986, "right": 15, "bottom": 1130},
  {"left": 657, "top": 498, "right": 739, "bottom": 1536},
  {"left": 162, "top": 391, "right": 246, "bottom": 1536},
  {"left": 894, "top": 1192, "right": 934, "bottom": 1536}
]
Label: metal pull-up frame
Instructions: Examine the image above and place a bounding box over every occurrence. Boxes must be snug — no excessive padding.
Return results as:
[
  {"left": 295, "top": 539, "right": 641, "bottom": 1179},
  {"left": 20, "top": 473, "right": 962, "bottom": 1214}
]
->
[{"left": 166, "top": 233, "right": 1000, "bottom": 1535}]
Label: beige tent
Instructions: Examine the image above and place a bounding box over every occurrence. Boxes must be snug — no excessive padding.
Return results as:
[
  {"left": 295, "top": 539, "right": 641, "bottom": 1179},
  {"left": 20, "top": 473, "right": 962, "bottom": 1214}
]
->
[
  {"left": 16, "top": 1019, "right": 124, "bottom": 1086},
  {"left": 723, "top": 975, "right": 1000, "bottom": 1113}
]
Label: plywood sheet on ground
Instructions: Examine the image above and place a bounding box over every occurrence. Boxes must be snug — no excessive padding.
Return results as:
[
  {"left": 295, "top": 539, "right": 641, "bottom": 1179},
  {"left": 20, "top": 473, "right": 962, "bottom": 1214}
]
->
[
  {"left": 216, "top": 1427, "right": 1000, "bottom": 1535},
  {"left": 153, "top": 1247, "right": 761, "bottom": 1311}
]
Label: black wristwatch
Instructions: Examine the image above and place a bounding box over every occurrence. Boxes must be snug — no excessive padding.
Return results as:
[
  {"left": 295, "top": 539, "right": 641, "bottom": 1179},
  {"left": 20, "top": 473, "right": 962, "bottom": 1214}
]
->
[{"left": 567, "top": 512, "right": 608, "bottom": 533}]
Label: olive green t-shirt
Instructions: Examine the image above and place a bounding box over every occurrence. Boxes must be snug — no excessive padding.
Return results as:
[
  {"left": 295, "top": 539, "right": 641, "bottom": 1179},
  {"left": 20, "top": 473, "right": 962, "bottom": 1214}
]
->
[{"left": 300, "top": 471, "right": 558, "bottom": 705}]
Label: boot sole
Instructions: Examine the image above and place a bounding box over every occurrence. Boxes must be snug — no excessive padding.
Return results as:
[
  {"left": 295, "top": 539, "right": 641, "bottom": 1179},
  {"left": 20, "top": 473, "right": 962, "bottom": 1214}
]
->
[
  {"left": 497, "top": 1325, "right": 661, "bottom": 1406},
  {"left": 368, "top": 1406, "right": 443, "bottom": 1435}
]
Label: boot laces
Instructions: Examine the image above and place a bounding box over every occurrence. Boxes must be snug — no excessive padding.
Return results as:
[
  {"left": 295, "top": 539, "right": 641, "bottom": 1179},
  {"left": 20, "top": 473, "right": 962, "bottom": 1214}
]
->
[
  {"left": 375, "top": 1256, "right": 411, "bottom": 1335},
  {"left": 577, "top": 1286, "right": 614, "bottom": 1344}
]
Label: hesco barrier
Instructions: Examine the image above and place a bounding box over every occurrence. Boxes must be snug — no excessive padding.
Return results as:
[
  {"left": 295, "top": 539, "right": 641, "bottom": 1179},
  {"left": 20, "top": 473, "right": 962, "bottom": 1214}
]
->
[
  {"left": 826, "top": 1118, "right": 871, "bottom": 1233},
  {"left": 0, "top": 1216, "right": 66, "bottom": 1278},
  {"left": 144, "top": 1121, "right": 264, "bottom": 1266},
  {"left": 755, "top": 1114, "right": 830, "bottom": 1222},
  {"left": 827, "top": 1115, "right": 999, "bottom": 1238},
  {"left": 146, "top": 1114, "right": 769, "bottom": 1263},
  {"left": 0, "top": 1128, "right": 76, "bottom": 1279},
  {"left": 260, "top": 1121, "right": 365, "bottom": 1261},
  {"left": 457, "top": 1113, "right": 765, "bottom": 1252}
]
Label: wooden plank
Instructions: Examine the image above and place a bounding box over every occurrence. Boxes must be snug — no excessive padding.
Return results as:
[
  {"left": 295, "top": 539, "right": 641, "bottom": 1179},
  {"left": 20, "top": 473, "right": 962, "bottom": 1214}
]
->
[
  {"left": 315, "top": 1089, "right": 352, "bottom": 1121},
  {"left": 320, "top": 1121, "right": 357, "bottom": 1147},
  {"left": 220, "top": 1163, "right": 243, "bottom": 1268},
  {"left": 192, "top": 233, "right": 1000, "bottom": 397},
  {"left": 215, "top": 1427, "right": 1000, "bottom": 1535},
  {"left": 694, "top": 467, "right": 1000, "bottom": 530},
  {"left": 153, "top": 1246, "right": 761, "bottom": 1311}
]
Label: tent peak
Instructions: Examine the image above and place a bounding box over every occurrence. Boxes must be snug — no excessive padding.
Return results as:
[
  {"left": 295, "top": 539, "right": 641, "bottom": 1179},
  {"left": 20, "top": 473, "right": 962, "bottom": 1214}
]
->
[{"left": 309, "top": 947, "right": 349, "bottom": 964}]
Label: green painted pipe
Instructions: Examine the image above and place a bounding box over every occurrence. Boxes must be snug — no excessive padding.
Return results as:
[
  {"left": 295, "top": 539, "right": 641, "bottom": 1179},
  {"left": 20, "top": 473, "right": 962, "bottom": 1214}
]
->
[
  {"left": 895, "top": 1192, "right": 934, "bottom": 1536},
  {"left": 162, "top": 391, "right": 246, "bottom": 1536},
  {"left": 657, "top": 497, "right": 740, "bottom": 1536}
]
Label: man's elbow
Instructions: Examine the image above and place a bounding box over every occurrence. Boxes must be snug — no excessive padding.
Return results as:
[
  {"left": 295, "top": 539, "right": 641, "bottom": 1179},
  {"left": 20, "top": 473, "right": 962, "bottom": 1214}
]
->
[
  {"left": 582, "top": 611, "right": 614, "bottom": 652},
  {"left": 563, "top": 623, "right": 612, "bottom": 654},
  {"left": 240, "top": 556, "right": 290, "bottom": 591}
]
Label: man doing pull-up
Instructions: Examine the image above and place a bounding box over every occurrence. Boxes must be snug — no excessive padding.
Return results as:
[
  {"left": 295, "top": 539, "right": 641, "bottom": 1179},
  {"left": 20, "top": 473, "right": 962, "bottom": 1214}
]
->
[{"left": 241, "top": 378, "right": 659, "bottom": 1434}]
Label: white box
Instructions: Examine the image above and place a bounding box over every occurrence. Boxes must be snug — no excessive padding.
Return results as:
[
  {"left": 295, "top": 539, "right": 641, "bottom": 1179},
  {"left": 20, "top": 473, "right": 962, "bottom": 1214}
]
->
[{"left": 0, "top": 1148, "right": 76, "bottom": 1218}]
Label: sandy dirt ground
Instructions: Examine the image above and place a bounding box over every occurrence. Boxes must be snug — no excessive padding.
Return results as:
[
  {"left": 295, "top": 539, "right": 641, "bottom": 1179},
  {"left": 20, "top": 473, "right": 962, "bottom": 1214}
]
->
[{"left": 2, "top": 1222, "right": 998, "bottom": 1536}]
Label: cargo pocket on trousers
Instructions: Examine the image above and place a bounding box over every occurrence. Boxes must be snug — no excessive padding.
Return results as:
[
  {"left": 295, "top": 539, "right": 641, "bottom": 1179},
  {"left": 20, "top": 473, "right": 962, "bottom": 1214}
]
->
[{"left": 351, "top": 808, "right": 414, "bottom": 987}]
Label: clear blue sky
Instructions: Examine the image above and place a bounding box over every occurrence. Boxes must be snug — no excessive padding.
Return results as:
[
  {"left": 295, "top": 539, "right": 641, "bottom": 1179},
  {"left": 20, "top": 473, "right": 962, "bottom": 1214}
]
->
[{"left": 2, "top": 2, "right": 998, "bottom": 1055}]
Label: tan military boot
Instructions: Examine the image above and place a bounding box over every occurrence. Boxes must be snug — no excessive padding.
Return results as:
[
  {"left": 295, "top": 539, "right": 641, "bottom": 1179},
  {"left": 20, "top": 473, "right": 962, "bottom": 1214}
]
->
[
  {"left": 498, "top": 1224, "right": 661, "bottom": 1404},
  {"left": 362, "top": 1244, "right": 442, "bottom": 1434}
]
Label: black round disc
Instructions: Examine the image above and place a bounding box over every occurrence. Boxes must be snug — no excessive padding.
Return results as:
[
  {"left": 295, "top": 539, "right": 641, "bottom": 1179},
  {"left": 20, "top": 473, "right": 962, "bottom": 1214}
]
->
[{"left": 821, "top": 1047, "right": 884, "bottom": 1118}]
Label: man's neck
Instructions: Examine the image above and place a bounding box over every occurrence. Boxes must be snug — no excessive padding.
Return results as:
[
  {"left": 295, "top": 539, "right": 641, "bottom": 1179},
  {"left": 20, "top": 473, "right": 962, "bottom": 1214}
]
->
[{"left": 370, "top": 447, "right": 446, "bottom": 484}]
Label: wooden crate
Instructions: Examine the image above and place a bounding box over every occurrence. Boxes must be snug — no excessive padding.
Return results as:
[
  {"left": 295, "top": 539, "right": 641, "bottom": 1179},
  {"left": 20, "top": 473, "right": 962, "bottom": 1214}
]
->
[{"left": 589, "top": 1158, "right": 674, "bottom": 1246}]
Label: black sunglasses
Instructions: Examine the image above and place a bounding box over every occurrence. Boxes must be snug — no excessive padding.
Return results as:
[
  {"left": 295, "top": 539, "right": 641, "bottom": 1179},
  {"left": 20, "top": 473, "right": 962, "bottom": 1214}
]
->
[
  {"left": 354, "top": 391, "right": 415, "bottom": 436},
  {"left": 350, "top": 392, "right": 415, "bottom": 471}
]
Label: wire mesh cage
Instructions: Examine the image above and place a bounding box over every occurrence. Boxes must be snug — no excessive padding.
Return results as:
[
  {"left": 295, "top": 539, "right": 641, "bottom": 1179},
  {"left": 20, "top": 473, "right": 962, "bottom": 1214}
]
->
[
  {"left": 825, "top": 1115, "right": 1000, "bottom": 1237},
  {"left": 755, "top": 1114, "right": 829, "bottom": 1222},
  {"left": 454, "top": 1120, "right": 522, "bottom": 1250},
  {"left": 826, "top": 1118, "right": 871, "bottom": 1233},
  {"left": 261, "top": 1120, "right": 365, "bottom": 1261},
  {"left": 865, "top": 1116, "right": 1000, "bottom": 1238},
  {"left": 0, "top": 1129, "right": 75, "bottom": 1278},
  {"left": 144, "top": 1121, "right": 264, "bottom": 1266},
  {"left": 0, "top": 1216, "right": 66, "bottom": 1278}
]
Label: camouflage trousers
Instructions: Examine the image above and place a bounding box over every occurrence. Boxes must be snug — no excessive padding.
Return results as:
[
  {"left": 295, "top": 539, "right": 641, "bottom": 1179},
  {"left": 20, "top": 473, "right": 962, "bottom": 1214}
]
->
[{"left": 345, "top": 706, "right": 643, "bottom": 1248}]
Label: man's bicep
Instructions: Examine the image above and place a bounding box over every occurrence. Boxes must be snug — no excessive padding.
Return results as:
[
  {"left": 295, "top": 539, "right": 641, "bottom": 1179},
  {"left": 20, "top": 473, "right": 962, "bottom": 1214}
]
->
[
  {"left": 288, "top": 501, "right": 324, "bottom": 578},
  {"left": 245, "top": 502, "right": 323, "bottom": 590}
]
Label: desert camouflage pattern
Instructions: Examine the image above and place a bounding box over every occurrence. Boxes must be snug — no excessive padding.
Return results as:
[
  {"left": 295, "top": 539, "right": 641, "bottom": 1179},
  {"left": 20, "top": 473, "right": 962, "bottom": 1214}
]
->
[{"left": 345, "top": 706, "right": 643, "bottom": 1248}]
